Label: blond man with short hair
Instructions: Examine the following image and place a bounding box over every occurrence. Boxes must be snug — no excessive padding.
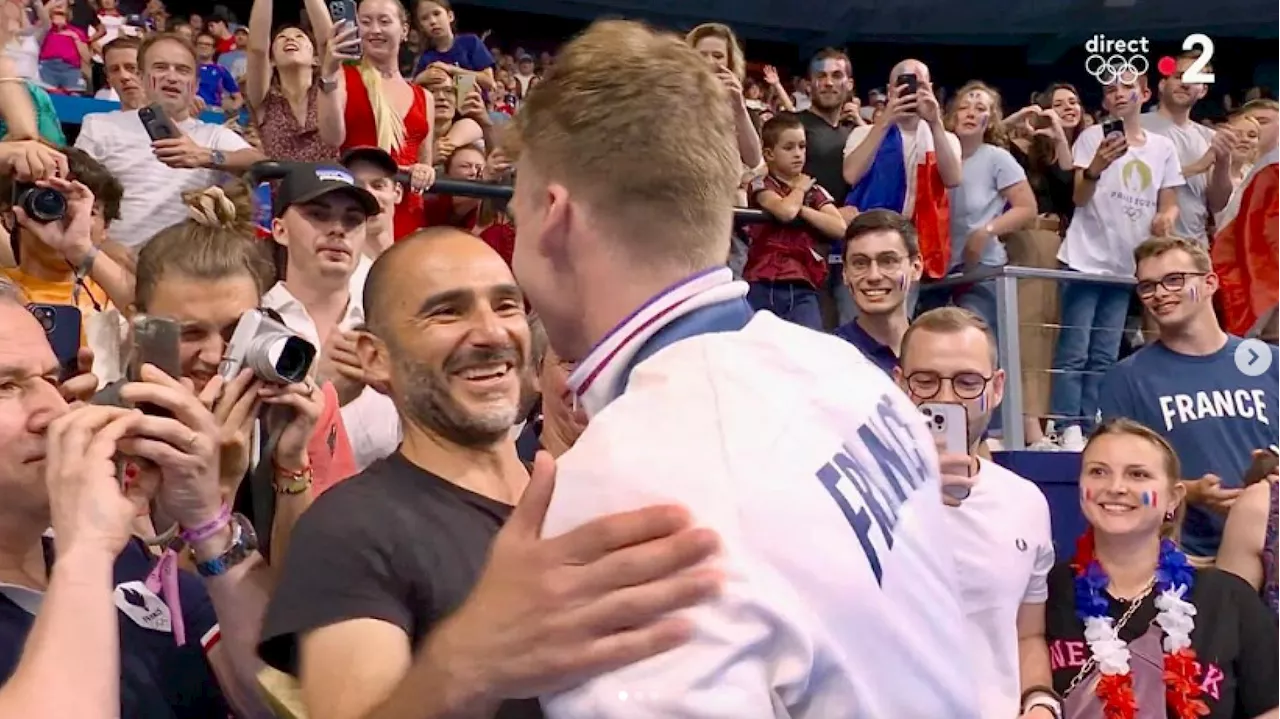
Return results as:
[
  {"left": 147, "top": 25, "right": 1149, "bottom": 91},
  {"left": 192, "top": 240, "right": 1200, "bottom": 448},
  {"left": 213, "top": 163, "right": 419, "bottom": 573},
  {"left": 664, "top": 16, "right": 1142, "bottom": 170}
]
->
[
  {"left": 1100, "top": 236, "right": 1279, "bottom": 559},
  {"left": 511, "top": 20, "right": 980, "bottom": 717}
]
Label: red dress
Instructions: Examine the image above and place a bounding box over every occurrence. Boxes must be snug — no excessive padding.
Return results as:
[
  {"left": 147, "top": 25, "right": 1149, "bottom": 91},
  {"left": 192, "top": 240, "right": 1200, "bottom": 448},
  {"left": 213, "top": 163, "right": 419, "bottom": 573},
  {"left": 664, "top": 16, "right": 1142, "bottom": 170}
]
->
[{"left": 340, "top": 64, "right": 430, "bottom": 240}]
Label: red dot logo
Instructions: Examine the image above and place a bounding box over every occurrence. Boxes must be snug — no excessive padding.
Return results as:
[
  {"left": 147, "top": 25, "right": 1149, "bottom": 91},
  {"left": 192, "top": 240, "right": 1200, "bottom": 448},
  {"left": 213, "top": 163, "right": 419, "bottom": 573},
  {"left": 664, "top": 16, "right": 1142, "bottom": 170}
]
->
[{"left": 1157, "top": 56, "right": 1177, "bottom": 76}]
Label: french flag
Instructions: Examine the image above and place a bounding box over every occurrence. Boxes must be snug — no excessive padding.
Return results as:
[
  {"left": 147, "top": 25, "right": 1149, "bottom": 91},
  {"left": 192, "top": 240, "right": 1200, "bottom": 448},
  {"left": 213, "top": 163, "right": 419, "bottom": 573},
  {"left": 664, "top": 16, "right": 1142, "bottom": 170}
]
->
[
  {"left": 1212, "top": 147, "right": 1278, "bottom": 336},
  {"left": 844, "top": 124, "right": 951, "bottom": 279}
]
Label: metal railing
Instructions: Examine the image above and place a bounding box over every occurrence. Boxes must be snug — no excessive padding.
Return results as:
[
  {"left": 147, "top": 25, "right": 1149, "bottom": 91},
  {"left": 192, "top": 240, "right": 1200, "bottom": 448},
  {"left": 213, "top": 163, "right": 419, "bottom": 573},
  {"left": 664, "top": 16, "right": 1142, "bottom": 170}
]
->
[{"left": 928, "top": 266, "right": 1137, "bottom": 451}]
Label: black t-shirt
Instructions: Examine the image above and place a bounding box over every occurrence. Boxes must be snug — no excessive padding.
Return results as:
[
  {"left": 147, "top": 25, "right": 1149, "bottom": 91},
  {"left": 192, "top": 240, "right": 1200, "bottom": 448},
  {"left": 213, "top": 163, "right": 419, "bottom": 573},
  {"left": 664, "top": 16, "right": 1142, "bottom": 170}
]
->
[
  {"left": 792, "top": 109, "right": 854, "bottom": 205},
  {"left": 1046, "top": 563, "right": 1278, "bottom": 719},
  {"left": 0, "top": 539, "right": 229, "bottom": 718},
  {"left": 1009, "top": 142, "right": 1075, "bottom": 223},
  {"left": 258, "top": 452, "right": 544, "bottom": 719}
]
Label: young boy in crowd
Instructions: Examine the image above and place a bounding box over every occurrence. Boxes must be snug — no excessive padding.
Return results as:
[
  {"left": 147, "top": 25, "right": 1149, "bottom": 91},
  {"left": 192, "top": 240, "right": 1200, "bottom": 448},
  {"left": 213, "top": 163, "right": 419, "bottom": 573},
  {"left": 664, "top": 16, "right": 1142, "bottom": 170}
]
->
[
  {"left": 745, "top": 113, "right": 847, "bottom": 330},
  {"left": 194, "top": 32, "right": 241, "bottom": 111}
]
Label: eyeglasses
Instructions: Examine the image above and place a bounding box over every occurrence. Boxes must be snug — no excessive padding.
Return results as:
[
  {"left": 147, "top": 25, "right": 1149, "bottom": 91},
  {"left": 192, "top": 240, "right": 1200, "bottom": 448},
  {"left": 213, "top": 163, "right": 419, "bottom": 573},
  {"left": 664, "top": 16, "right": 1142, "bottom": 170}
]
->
[
  {"left": 1135, "top": 271, "right": 1207, "bottom": 299},
  {"left": 846, "top": 252, "right": 908, "bottom": 275},
  {"left": 905, "top": 371, "right": 992, "bottom": 400}
]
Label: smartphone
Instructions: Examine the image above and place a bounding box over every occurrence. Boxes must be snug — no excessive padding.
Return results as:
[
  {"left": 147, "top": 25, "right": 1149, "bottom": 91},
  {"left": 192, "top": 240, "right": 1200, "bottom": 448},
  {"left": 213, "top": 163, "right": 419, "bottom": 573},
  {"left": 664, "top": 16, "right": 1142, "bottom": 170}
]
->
[
  {"left": 139, "top": 103, "right": 179, "bottom": 141},
  {"left": 920, "top": 402, "right": 968, "bottom": 456},
  {"left": 897, "top": 73, "right": 919, "bottom": 97},
  {"left": 28, "top": 304, "right": 81, "bottom": 378},
  {"left": 129, "top": 315, "right": 182, "bottom": 417},
  {"left": 327, "top": 0, "right": 360, "bottom": 52},
  {"left": 1101, "top": 118, "right": 1124, "bottom": 141},
  {"left": 455, "top": 72, "right": 477, "bottom": 108}
]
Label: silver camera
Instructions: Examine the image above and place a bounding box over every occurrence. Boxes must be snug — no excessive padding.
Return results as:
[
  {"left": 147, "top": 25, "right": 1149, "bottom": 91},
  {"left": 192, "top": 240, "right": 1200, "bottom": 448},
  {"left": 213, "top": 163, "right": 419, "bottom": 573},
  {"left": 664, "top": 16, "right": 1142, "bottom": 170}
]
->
[{"left": 219, "top": 309, "right": 317, "bottom": 384}]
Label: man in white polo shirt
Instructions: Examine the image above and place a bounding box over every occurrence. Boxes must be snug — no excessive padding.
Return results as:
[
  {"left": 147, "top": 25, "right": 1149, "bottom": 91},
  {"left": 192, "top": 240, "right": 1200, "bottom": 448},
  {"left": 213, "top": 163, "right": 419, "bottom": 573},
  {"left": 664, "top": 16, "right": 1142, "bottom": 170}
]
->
[
  {"left": 75, "top": 32, "right": 263, "bottom": 256},
  {"left": 895, "top": 307, "right": 1058, "bottom": 719},
  {"left": 511, "top": 21, "right": 979, "bottom": 717}
]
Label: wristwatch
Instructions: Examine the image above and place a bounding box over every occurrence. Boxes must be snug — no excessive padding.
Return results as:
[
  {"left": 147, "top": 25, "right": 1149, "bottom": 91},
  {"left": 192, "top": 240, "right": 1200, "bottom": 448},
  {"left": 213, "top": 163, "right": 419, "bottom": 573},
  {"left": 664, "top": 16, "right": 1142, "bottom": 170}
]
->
[
  {"left": 193, "top": 513, "right": 258, "bottom": 577},
  {"left": 209, "top": 149, "right": 226, "bottom": 169},
  {"left": 319, "top": 74, "right": 339, "bottom": 94}
]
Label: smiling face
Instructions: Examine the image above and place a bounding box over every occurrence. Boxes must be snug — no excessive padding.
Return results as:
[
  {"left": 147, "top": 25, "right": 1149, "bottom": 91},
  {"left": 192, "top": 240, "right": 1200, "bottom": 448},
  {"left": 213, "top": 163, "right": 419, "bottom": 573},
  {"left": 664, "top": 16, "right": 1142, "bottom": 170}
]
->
[
  {"left": 1049, "top": 87, "right": 1081, "bottom": 129},
  {"left": 357, "top": 0, "right": 405, "bottom": 63},
  {"left": 1135, "top": 246, "right": 1216, "bottom": 335},
  {"left": 271, "top": 27, "right": 314, "bottom": 69},
  {"left": 143, "top": 273, "right": 260, "bottom": 394},
  {"left": 843, "top": 228, "right": 921, "bottom": 317},
  {"left": 1159, "top": 56, "right": 1208, "bottom": 111},
  {"left": 361, "top": 231, "right": 530, "bottom": 448},
  {"left": 1228, "top": 115, "right": 1261, "bottom": 164},
  {"left": 1079, "top": 429, "right": 1184, "bottom": 542}
]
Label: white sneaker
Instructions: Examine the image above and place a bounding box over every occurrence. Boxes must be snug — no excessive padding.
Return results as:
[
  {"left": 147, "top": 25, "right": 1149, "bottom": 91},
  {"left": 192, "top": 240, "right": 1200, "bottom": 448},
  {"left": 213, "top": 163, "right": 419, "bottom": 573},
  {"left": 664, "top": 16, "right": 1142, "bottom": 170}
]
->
[
  {"left": 1027, "top": 436, "right": 1060, "bottom": 452},
  {"left": 1059, "top": 425, "right": 1087, "bottom": 452}
]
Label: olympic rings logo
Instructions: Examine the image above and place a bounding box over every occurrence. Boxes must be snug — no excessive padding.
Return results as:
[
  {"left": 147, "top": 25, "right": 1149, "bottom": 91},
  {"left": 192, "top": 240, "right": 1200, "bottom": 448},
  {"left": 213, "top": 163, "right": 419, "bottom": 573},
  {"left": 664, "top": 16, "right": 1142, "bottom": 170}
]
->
[{"left": 1085, "top": 54, "right": 1149, "bottom": 85}]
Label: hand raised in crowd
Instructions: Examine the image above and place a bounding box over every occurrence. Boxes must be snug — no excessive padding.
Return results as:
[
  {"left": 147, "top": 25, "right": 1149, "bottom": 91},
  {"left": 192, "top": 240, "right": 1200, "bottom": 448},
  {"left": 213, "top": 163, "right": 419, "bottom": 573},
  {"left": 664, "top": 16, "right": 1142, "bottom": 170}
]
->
[
  {"left": 1185, "top": 473, "right": 1244, "bottom": 515},
  {"left": 1087, "top": 133, "right": 1128, "bottom": 176},
  {"left": 60, "top": 347, "right": 99, "bottom": 406},
  {"left": 198, "top": 369, "right": 261, "bottom": 494},
  {"left": 320, "top": 20, "right": 361, "bottom": 79},
  {"left": 1004, "top": 104, "right": 1043, "bottom": 129},
  {"left": 915, "top": 81, "right": 942, "bottom": 123},
  {"left": 12, "top": 176, "right": 95, "bottom": 258},
  {"left": 937, "top": 451, "right": 976, "bottom": 508},
  {"left": 879, "top": 82, "right": 918, "bottom": 126},
  {"left": 259, "top": 376, "right": 325, "bottom": 473},
  {"left": 716, "top": 67, "right": 744, "bottom": 104},
  {"left": 117, "top": 365, "right": 225, "bottom": 529},
  {"left": 1209, "top": 124, "right": 1238, "bottom": 164},
  {"left": 152, "top": 133, "right": 212, "bottom": 170},
  {"left": 483, "top": 147, "right": 514, "bottom": 182},
  {"left": 459, "top": 87, "right": 489, "bottom": 125},
  {"left": 318, "top": 329, "right": 365, "bottom": 407},
  {"left": 0, "top": 140, "right": 68, "bottom": 182},
  {"left": 424, "top": 453, "right": 723, "bottom": 702},
  {"left": 762, "top": 64, "right": 780, "bottom": 87},
  {"left": 839, "top": 98, "right": 863, "bottom": 126},
  {"left": 404, "top": 163, "right": 436, "bottom": 194},
  {"left": 44, "top": 405, "right": 148, "bottom": 557}
]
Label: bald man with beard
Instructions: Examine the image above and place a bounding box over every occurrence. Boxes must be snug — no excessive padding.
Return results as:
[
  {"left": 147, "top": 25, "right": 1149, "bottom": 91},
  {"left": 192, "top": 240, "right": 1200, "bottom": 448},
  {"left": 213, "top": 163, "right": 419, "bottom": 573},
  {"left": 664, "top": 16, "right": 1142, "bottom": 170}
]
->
[
  {"left": 841, "top": 59, "right": 963, "bottom": 286},
  {"left": 258, "top": 227, "right": 723, "bottom": 719}
]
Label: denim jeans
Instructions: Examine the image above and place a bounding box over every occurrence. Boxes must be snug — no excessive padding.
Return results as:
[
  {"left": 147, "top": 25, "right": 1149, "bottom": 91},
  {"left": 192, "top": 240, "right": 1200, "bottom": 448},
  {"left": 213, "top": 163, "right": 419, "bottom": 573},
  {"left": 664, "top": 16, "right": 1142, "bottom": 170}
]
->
[
  {"left": 38, "top": 60, "right": 84, "bottom": 92},
  {"left": 1049, "top": 277, "right": 1131, "bottom": 430},
  {"left": 747, "top": 280, "right": 824, "bottom": 331},
  {"left": 826, "top": 260, "right": 857, "bottom": 326}
]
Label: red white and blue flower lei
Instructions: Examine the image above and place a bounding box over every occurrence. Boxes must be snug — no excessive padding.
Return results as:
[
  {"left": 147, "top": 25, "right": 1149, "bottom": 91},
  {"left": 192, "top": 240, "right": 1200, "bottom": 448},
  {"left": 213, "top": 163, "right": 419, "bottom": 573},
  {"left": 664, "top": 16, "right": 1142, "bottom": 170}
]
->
[{"left": 1071, "top": 529, "right": 1210, "bottom": 719}]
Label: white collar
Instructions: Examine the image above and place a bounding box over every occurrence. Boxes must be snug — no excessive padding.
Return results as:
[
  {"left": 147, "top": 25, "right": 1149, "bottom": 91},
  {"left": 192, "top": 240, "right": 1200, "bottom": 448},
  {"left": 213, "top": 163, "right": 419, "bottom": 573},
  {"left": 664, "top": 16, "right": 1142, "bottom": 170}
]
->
[{"left": 567, "top": 267, "right": 747, "bottom": 418}]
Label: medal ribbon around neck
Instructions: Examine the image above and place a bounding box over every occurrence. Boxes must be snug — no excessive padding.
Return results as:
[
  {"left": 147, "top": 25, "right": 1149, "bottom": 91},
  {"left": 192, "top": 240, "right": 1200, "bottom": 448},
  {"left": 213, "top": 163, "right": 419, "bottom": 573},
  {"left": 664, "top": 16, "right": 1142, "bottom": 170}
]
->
[{"left": 1071, "top": 528, "right": 1209, "bottom": 719}]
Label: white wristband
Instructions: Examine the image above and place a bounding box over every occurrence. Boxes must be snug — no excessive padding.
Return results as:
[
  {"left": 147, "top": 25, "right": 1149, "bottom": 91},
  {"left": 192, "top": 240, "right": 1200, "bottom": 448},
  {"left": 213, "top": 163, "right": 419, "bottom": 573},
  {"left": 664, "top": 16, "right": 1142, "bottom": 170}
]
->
[{"left": 1024, "top": 695, "right": 1063, "bottom": 719}]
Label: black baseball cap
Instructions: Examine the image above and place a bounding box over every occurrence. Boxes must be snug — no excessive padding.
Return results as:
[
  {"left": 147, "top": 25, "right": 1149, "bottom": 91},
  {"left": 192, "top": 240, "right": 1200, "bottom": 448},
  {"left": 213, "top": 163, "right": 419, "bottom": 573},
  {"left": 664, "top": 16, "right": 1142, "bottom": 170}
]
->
[
  {"left": 340, "top": 146, "right": 398, "bottom": 177},
  {"left": 273, "top": 163, "right": 380, "bottom": 219}
]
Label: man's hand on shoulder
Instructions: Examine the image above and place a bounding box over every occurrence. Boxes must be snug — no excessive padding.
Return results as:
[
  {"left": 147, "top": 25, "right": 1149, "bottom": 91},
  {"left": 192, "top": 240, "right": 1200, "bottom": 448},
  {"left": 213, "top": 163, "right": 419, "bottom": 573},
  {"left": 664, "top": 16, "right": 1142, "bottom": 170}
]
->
[{"left": 421, "top": 452, "right": 723, "bottom": 704}]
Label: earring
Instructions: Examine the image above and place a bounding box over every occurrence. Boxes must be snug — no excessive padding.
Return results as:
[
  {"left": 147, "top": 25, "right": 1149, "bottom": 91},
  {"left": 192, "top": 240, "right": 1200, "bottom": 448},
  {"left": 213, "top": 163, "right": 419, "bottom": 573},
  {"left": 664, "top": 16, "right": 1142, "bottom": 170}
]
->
[{"left": 1164, "top": 510, "right": 1175, "bottom": 521}]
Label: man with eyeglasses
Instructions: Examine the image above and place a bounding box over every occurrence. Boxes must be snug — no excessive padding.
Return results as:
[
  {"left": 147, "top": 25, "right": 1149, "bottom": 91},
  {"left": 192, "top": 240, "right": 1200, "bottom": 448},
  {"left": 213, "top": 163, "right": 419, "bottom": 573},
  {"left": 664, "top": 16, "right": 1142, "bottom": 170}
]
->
[
  {"left": 833, "top": 210, "right": 923, "bottom": 374},
  {"left": 1098, "top": 236, "right": 1279, "bottom": 559},
  {"left": 894, "top": 306, "right": 1058, "bottom": 719}
]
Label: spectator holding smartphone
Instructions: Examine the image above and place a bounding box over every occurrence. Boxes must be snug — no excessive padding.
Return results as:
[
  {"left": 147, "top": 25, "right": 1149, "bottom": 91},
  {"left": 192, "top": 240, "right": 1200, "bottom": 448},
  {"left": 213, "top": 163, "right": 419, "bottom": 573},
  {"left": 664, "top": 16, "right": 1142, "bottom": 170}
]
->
[{"left": 1049, "top": 74, "right": 1182, "bottom": 451}]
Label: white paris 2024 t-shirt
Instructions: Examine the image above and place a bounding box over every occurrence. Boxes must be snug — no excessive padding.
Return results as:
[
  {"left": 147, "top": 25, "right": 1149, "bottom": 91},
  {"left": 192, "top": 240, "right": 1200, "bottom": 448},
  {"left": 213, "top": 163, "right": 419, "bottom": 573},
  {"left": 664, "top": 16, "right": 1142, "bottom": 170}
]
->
[{"left": 1058, "top": 124, "right": 1185, "bottom": 278}]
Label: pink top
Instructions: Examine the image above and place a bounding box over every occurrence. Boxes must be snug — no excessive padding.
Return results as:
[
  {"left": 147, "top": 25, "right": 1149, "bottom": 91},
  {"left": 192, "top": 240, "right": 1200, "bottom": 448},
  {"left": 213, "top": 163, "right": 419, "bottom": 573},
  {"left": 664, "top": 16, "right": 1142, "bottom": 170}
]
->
[{"left": 39, "top": 26, "right": 86, "bottom": 66}]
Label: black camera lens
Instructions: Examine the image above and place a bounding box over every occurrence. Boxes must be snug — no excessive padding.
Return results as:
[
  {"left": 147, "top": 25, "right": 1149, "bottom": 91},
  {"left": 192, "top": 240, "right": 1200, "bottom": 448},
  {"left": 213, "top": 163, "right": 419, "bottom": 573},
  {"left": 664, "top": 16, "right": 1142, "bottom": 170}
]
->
[
  {"left": 273, "top": 337, "right": 316, "bottom": 384},
  {"left": 933, "top": 415, "right": 945, "bottom": 426},
  {"left": 28, "top": 305, "right": 55, "bottom": 332},
  {"left": 16, "top": 185, "right": 67, "bottom": 223}
]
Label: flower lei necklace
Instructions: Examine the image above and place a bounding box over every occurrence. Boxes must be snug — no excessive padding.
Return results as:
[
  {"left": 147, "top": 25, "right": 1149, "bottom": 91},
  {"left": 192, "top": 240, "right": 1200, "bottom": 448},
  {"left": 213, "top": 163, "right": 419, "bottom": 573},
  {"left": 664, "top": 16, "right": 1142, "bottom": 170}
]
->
[{"left": 1071, "top": 529, "right": 1209, "bottom": 719}]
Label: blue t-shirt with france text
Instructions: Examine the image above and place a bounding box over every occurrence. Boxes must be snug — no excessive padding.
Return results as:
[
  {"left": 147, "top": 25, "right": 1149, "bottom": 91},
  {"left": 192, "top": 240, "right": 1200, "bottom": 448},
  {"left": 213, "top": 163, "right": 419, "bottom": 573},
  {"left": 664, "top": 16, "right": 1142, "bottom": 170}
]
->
[{"left": 1098, "top": 336, "right": 1280, "bottom": 556}]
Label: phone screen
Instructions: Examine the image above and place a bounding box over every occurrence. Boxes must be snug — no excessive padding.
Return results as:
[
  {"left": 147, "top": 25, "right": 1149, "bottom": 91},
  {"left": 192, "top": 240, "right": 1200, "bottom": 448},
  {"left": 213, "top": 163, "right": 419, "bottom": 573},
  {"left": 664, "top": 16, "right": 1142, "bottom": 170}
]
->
[{"left": 1101, "top": 118, "right": 1124, "bottom": 140}]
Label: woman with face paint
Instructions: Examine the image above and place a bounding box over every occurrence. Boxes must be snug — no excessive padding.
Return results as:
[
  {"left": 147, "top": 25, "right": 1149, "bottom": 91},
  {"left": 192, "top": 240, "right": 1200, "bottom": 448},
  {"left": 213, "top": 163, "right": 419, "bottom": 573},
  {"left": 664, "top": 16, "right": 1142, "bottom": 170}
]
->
[
  {"left": 929, "top": 81, "right": 1036, "bottom": 325},
  {"left": 1004, "top": 83, "right": 1084, "bottom": 448},
  {"left": 1043, "top": 419, "right": 1278, "bottom": 719}
]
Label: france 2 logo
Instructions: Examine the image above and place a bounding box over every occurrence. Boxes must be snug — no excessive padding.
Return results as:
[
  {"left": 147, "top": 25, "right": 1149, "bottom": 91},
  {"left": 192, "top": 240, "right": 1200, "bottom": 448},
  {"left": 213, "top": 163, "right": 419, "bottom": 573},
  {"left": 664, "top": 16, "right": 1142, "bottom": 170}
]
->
[{"left": 1085, "top": 33, "right": 1215, "bottom": 86}]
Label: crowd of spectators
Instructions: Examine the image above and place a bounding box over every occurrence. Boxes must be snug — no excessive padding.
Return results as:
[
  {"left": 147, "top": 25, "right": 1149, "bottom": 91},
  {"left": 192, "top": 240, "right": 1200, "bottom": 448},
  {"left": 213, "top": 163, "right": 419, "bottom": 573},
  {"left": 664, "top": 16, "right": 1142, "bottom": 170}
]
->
[{"left": 0, "top": 1, "right": 1276, "bottom": 717}]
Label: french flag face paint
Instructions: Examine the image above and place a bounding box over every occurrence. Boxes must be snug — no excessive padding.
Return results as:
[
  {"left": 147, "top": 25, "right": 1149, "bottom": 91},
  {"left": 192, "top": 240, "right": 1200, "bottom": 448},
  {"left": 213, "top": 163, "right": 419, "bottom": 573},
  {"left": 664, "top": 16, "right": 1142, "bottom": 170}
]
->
[
  {"left": 1141, "top": 490, "right": 1158, "bottom": 506},
  {"left": 898, "top": 274, "right": 908, "bottom": 292},
  {"left": 1188, "top": 284, "right": 1199, "bottom": 303},
  {"left": 1083, "top": 487, "right": 1094, "bottom": 502},
  {"left": 977, "top": 393, "right": 988, "bottom": 414}
]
